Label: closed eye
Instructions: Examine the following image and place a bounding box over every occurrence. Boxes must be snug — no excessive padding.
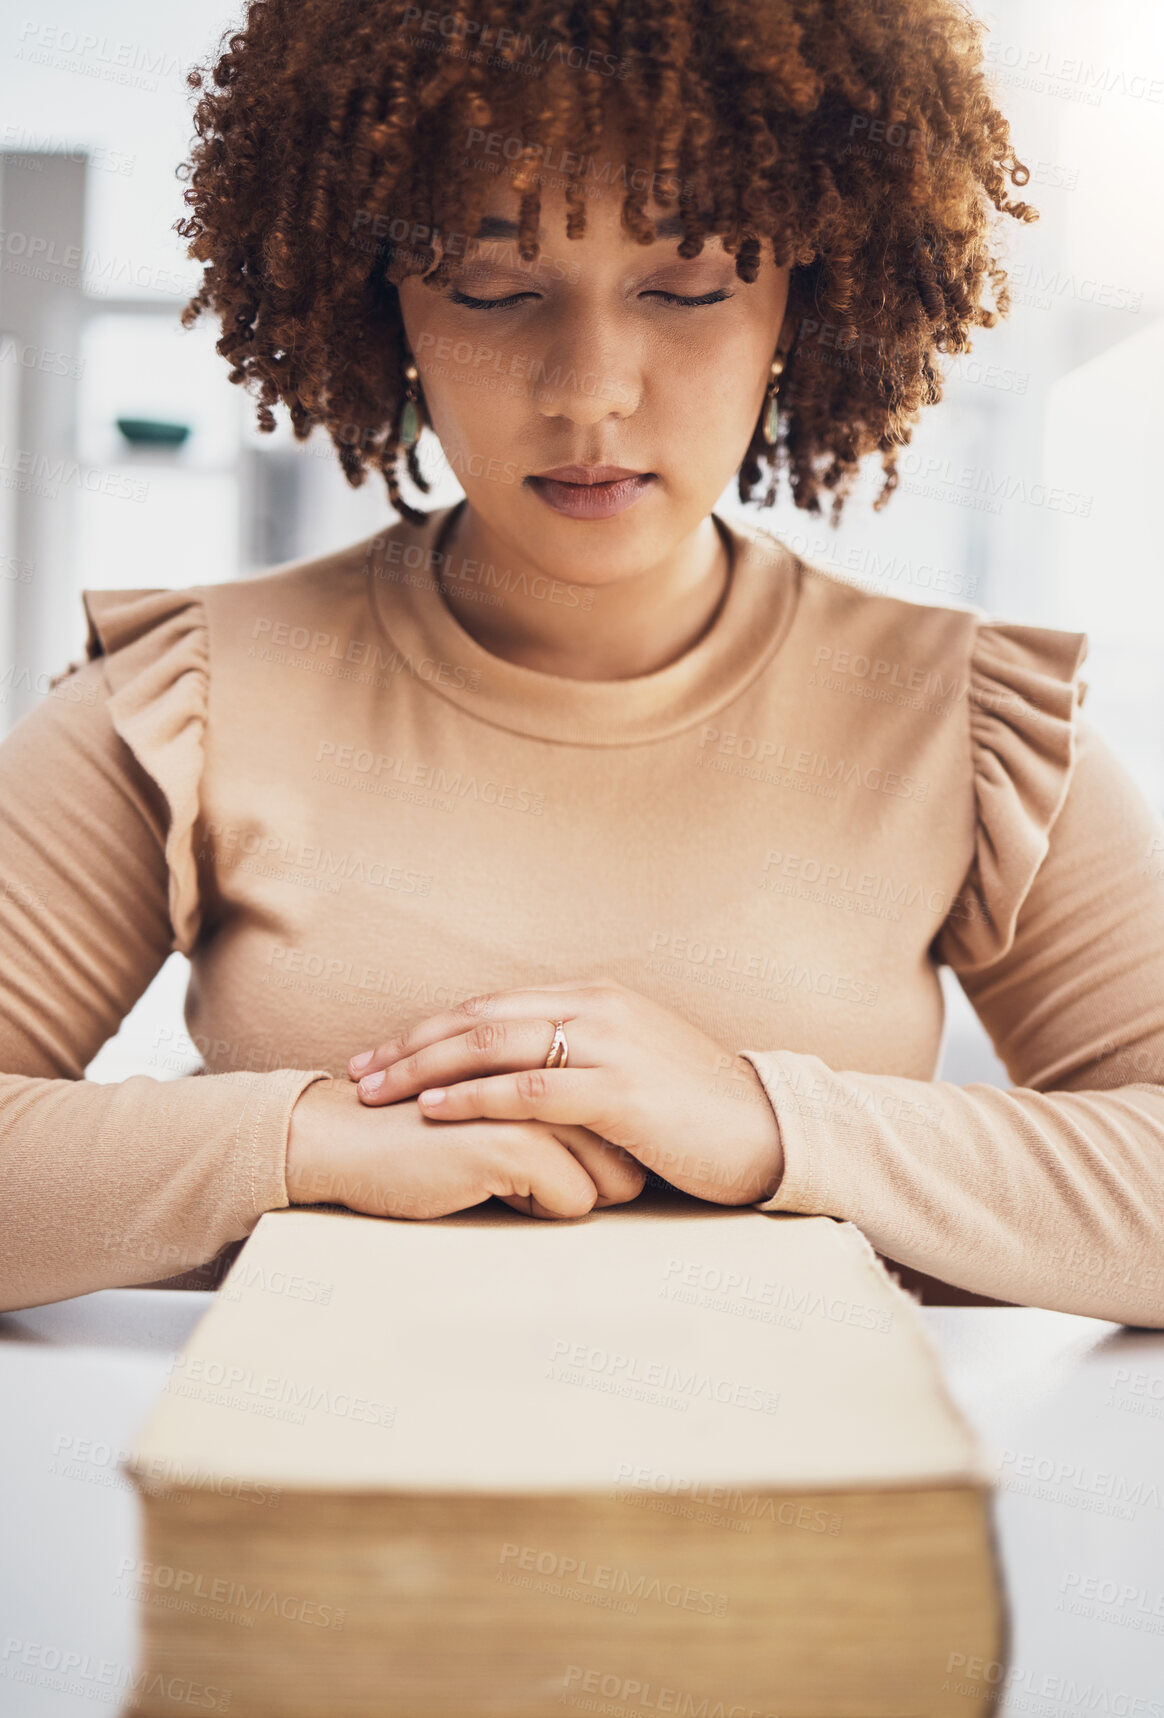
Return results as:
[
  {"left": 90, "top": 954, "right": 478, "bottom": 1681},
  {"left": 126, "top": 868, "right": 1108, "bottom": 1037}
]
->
[
  {"left": 448, "top": 288, "right": 735, "bottom": 310},
  {"left": 448, "top": 290, "right": 539, "bottom": 310},
  {"left": 642, "top": 290, "right": 735, "bottom": 307}
]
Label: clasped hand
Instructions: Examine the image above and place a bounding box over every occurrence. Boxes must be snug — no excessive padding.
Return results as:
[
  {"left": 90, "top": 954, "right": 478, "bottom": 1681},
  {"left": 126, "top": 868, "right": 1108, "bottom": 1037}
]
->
[{"left": 341, "top": 980, "right": 784, "bottom": 1218}]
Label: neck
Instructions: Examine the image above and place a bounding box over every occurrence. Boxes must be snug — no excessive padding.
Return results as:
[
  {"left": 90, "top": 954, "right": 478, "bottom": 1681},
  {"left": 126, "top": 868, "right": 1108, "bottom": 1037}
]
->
[{"left": 430, "top": 502, "right": 732, "bottom": 681}]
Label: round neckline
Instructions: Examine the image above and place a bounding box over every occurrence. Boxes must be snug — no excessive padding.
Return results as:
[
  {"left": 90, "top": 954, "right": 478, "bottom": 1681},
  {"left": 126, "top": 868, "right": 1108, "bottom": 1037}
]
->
[{"left": 362, "top": 498, "right": 801, "bottom": 746}]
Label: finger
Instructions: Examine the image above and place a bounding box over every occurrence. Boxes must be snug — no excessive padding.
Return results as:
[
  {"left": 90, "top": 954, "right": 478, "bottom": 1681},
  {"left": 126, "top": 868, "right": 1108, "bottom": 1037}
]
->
[
  {"left": 494, "top": 1132, "right": 600, "bottom": 1220},
  {"left": 495, "top": 1192, "right": 594, "bottom": 1221},
  {"left": 346, "top": 986, "right": 599, "bottom": 1080},
  {"left": 356, "top": 1018, "right": 594, "bottom": 1105},
  {"left": 552, "top": 1125, "right": 646, "bottom": 1208},
  {"left": 411, "top": 1067, "right": 616, "bottom": 1133},
  {"left": 496, "top": 1191, "right": 589, "bottom": 1220}
]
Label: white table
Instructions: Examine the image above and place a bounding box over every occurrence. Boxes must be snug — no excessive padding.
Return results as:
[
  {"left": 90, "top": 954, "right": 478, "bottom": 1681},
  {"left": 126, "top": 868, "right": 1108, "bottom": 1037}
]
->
[{"left": 1, "top": 1294, "right": 1162, "bottom": 1715}]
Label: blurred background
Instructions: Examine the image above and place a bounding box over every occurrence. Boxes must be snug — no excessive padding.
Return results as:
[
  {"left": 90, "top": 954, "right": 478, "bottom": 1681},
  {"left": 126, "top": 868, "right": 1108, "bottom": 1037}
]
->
[{"left": 0, "top": 0, "right": 1161, "bottom": 1088}]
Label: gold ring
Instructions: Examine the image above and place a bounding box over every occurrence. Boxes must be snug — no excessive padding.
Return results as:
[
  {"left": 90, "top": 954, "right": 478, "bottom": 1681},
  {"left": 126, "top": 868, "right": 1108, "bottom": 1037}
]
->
[{"left": 544, "top": 1020, "right": 569, "bottom": 1069}]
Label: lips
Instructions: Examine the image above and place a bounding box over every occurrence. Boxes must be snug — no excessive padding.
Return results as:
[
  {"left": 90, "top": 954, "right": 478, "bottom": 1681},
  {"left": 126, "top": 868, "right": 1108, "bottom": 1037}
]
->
[
  {"left": 531, "top": 465, "right": 650, "bottom": 485},
  {"left": 525, "top": 468, "right": 658, "bottom": 520}
]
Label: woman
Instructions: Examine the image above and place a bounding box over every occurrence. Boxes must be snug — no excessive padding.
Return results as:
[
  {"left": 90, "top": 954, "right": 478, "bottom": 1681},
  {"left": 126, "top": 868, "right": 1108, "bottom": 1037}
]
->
[{"left": 2, "top": 0, "right": 1162, "bottom": 1322}]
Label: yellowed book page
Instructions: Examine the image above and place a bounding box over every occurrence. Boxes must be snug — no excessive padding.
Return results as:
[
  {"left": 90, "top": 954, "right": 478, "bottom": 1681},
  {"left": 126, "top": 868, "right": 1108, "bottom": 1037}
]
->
[{"left": 128, "top": 1194, "right": 990, "bottom": 1492}]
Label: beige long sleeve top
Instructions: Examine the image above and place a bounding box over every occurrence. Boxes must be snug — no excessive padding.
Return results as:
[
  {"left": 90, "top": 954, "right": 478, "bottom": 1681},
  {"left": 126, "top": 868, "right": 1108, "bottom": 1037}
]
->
[{"left": 3, "top": 500, "right": 1163, "bottom": 1321}]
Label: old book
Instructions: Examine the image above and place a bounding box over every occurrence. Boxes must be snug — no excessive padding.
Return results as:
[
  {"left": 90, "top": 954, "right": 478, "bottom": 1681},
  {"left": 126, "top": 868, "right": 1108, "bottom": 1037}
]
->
[{"left": 123, "top": 1189, "right": 1005, "bottom": 1717}]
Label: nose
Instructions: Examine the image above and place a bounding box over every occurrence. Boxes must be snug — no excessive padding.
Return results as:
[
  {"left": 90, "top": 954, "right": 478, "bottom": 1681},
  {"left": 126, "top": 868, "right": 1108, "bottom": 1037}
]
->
[{"left": 531, "top": 316, "right": 640, "bottom": 426}]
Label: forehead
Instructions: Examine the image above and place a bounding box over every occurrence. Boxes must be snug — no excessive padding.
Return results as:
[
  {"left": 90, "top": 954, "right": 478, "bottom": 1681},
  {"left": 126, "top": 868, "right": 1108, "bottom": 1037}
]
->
[{"left": 435, "top": 84, "right": 713, "bottom": 247}]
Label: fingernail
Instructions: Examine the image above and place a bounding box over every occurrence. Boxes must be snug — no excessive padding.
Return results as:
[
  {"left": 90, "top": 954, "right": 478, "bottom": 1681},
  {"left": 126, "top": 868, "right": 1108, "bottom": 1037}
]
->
[
  {"left": 350, "top": 1050, "right": 374, "bottom": 1073},
  {"left": 419, "top": 1088, "right": 446, "bottom": 1105},
  {"left": 359, "top": 1070, "right": 385, "bottom": 1095}
]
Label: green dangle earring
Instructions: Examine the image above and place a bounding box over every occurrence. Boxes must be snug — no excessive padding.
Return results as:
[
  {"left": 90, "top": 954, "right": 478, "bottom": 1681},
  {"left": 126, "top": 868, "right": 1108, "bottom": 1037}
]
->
[
  {"left": 762, "top": 353, "right": 785, "bottom": 448},
  {"left": 399, "top": 358, "right": 422, "bottom": 450}
]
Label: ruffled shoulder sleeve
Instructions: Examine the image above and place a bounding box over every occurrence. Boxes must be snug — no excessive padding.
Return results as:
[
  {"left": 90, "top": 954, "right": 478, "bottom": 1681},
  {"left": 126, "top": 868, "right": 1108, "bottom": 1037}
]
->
[
  {"left": 77, "top": 587, "right": 210, "bottom": 958},
  {"left": 938, "top": 616, "right": 1089, "bottom": 972}
]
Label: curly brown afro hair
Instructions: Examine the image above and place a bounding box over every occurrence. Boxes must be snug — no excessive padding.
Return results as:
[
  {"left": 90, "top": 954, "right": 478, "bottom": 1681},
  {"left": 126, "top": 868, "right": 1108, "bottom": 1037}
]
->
[{"left": 175, "top": 0, "right": 1037, "bottom": 528}]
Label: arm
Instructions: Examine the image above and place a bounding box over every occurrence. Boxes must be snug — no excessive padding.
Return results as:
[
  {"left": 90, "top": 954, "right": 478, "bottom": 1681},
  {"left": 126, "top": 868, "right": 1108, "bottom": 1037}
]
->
[
  {"left": 0, "top": 659, "right": 331, "bottom": 1312},
  {"left": 740, "top": 716, "right": 1164, "bottom": 1326}
]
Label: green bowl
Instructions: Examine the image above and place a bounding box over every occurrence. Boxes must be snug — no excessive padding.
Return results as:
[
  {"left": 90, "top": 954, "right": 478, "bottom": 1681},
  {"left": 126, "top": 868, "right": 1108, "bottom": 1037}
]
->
[{"left": 116, "top": 417, "right": 191, "bottom": 447}]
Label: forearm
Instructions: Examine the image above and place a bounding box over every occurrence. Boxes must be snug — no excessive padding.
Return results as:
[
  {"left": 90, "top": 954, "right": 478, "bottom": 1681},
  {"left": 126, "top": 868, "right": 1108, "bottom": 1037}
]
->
[
  {"left": 740, "top": 1048, "right": 1164, "bottom": 1326},
  {"left": 0, "top": 1065, "right": 332, "bottom": 1311}
]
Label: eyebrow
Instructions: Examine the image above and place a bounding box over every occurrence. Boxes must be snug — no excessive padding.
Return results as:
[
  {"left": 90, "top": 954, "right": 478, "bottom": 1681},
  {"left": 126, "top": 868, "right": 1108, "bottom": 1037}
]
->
[{"left": 473, "top": 210, "right": 709, "bottom": 244}]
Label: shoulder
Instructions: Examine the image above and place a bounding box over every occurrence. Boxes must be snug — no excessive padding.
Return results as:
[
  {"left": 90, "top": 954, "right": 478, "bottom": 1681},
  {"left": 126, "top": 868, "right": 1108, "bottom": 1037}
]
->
[
  {"left": 66, "top": 531, "right": 384, "bottom": 954},
  {"left": 76, "top": 529, "right": 386, "bottom": 682},
  {"left": 730, "top": 513, "right": 1089, "bottom": 704},
  {"left": 731, "top": 516, "right": 1093, "bottom": 967}
]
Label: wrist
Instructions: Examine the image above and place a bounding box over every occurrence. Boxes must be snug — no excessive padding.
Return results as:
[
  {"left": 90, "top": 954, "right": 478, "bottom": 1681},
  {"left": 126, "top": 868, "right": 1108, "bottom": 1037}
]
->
[
  {"left": 748, "top": 1109, "right": 784, "bottom": 1203},
  {"left": 740, "top": 1065, "right": 785, "bottom": 1204},
  {"left": 285, "top": 1076, "right": 339, "bottom": 1206},
  {"left": 708, "top": 1052, "right": 785, "bottom": 1205}
]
